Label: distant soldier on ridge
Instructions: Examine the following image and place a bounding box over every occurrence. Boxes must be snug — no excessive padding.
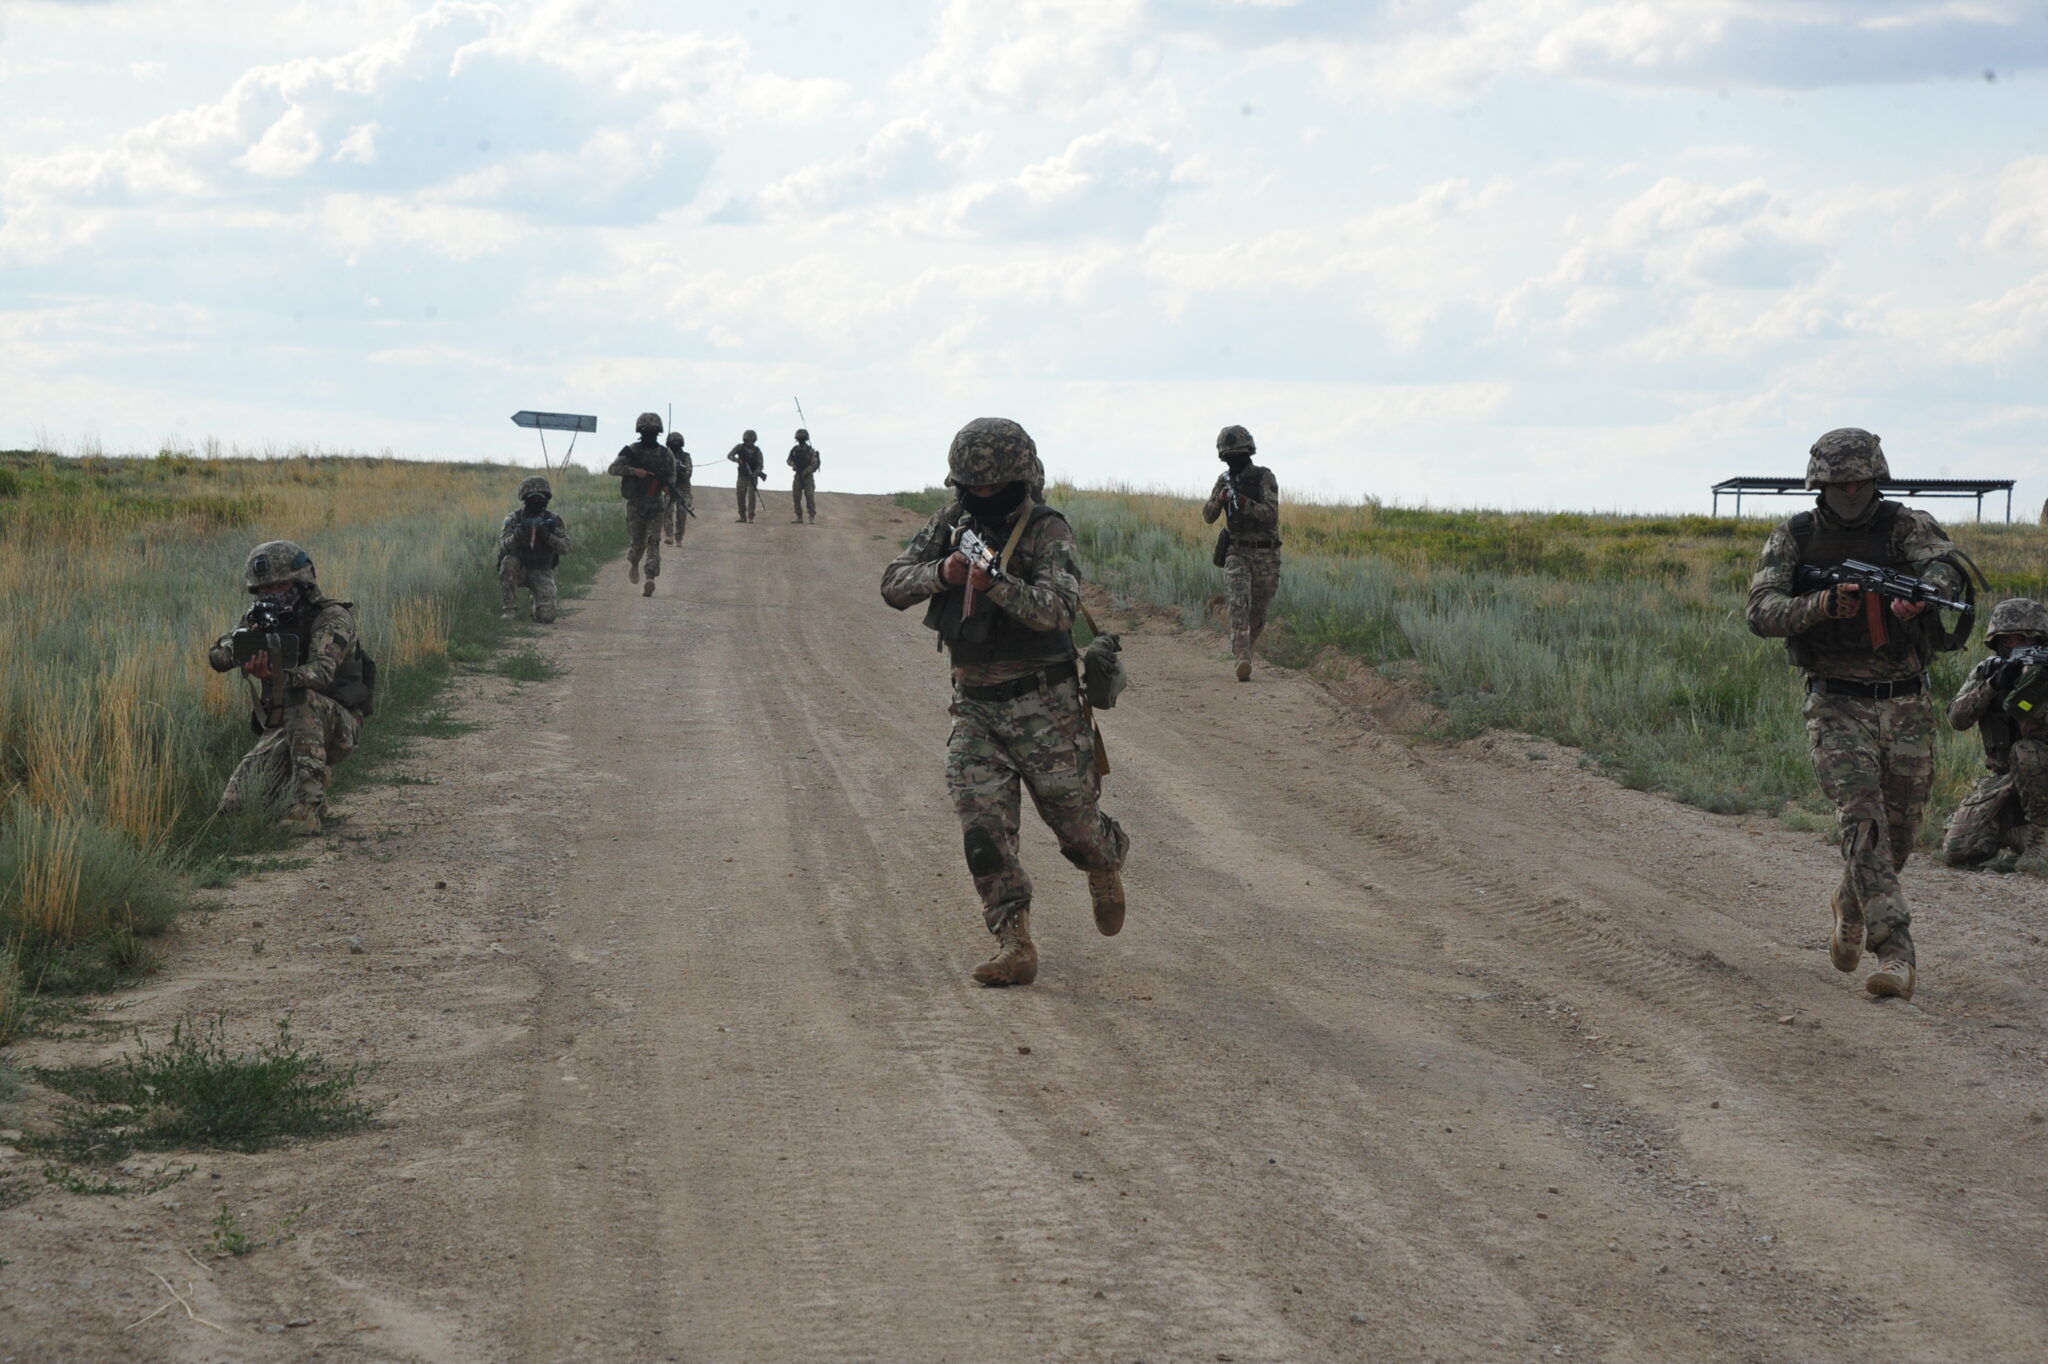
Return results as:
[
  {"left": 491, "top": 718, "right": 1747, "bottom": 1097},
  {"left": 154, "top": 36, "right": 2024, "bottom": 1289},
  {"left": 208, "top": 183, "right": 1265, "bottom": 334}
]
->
[
  {"left": 728, "top": 429, "right": 766, "bottom": 523},
  {"left": 1201, "top": 424, "right": 1282, "bottom": 682},
  {"left": 207, "top": 540, "right": 375, "bottom": 836},
  {"left": 1746, "top": 428, "right": 1976, "bottom": 1002},
  {"left": 788, "top": 428, "right": 821, "bottom": 524},
  {"left": 881, "top": 417, "right": 1130, "bottom": 988},
  {"left": 498, "top": 475, "right": 571, "bottom": 623},
  {"left": 1942, "top": 597, "right": 2048, "bottom": 875},
  {"left": 608, "top": 412, "right": 675, "bottom": 597},
  {"left": 664, "top": 431, "right": 693, "bottom": 545}
]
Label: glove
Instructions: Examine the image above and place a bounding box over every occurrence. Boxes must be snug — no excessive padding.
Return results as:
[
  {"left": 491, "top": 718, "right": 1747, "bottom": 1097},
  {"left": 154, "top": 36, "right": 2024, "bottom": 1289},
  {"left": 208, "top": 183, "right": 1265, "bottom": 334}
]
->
[{"left": 1993, "top": 659, "right": 2025, "bottom": 692}]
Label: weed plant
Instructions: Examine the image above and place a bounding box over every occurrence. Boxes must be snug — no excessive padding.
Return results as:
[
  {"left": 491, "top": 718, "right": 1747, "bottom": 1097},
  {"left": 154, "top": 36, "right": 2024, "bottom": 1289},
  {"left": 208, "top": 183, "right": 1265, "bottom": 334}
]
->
[
  {"left": 966, "top": 483, "right": 2045, "bottom": 829},
  {"left": 0, "top": 449, "right": 626, "bottom": 1005}
]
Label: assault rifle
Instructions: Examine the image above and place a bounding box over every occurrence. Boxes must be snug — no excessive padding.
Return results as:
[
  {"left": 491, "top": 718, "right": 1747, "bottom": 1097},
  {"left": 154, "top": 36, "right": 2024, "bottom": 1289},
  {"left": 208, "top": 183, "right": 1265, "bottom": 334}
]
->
[
  {"left": 1224, "top": 476, "right": 1243, "bottom": 518},
  {"left": 501, "top": 507, "right": 563, "bottom": 566},
  {"left": 228, "top": 599, "right": 302, "bottom": 726},
  {"left": 1794, "top": 559, "right": 1971, "bottom": 649},
  {"left": 956, "top": 526, "right": 1004, "bottom": 619}
]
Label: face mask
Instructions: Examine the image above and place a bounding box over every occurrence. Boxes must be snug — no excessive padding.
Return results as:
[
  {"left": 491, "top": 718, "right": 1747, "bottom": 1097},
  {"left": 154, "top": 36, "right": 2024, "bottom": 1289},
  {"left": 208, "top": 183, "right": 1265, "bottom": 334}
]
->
[
  {"left": 960, "top": 482, "right": 1028, "bottom": 520},
  {"left": 1823, "top": 483, "right": 1876, "bottom": 520},
  {"left": 1221, "top": 452, "right": 1253, "bottom": 474},
  {"left": 523, "top": 496, "right": 549, "bottom": 514}
]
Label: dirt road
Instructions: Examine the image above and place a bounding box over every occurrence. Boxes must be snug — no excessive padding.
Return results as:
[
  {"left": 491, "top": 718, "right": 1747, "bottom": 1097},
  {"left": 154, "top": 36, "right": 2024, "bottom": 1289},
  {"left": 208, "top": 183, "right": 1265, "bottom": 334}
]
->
[{"left": 7, "top": 492, "right": 2048, "bottom": 1363}]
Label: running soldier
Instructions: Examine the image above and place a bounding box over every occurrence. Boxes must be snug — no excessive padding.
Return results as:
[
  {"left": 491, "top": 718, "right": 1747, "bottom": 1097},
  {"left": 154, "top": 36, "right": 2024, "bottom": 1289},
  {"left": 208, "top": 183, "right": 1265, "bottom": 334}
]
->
[
  {"left": 207, "top": 540, "right": 374, "bottom": 836},
  {"left": 1747, "top": 428, "right": 1972, "bottom": 1001},
  {"left": 728, "top": 429, "right": 765, "bottom": 523},
  {"left": 1201, "top": 425, "right": 1282, "bottom": 682},
  {"left": 1943, "top": 598, "right": 2048, "bottom": 875},
  {"left": 498, "top": 475, "right": 571, "bottom": 622},
  {"left": 788, "top": 428, "right": 821, "bottom": 523},
  {"left": 881, "top": 417, "right": 1129, "bottom": 987},
  {"left": 608, "top": 412, "right": 675, "bottom": 596},
  {"left": 664, "top": 431, "right": 694, "bottom": 544}
]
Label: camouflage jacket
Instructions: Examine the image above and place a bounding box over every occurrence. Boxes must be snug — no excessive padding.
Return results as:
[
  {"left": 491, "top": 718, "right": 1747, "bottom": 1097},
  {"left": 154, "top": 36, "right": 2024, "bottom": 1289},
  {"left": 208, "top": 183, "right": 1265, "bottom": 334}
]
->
[
  {"left": 727, "top": 443, "right": 765, "bottom": 480},
  {"left": 881, "top": 500, "right": 1085, "bottom": 686},
  {"left": 1203, "top": 464, "right": 1280, "bottom": 540},
  {"left": 671, "top": 452, "right": 693, "bottom": 487},
  {"left": 607, "top": 441, "right": 675, "bottom": 504},
  {"left": 208, "top": 596, "right": 361, "bottom": 700},
  {"left": 496, "top": 508, "right": 571, "bottom": 560},
  {"left": 788, "top": 443, "right": 821, "bottom": 476},
  {"left": 1745, "top": 500, "right": 1962, "bottom": 683},
  {"left": 1949, "top": 653, "right": 2048, "bottom": 770}
]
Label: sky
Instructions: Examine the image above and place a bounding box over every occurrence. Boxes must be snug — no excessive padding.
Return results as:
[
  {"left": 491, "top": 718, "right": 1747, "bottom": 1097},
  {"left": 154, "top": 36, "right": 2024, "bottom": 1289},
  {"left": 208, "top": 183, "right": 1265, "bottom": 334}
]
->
[{"left": 4, "top": 0, "right": 2046, "bottom": 514}]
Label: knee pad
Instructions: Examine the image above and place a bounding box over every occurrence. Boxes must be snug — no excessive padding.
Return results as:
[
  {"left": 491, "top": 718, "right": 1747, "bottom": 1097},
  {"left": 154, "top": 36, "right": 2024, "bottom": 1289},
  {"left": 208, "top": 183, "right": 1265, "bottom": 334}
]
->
[{"left": 964, "top": 827, "right": 1005, "bottom": 878}]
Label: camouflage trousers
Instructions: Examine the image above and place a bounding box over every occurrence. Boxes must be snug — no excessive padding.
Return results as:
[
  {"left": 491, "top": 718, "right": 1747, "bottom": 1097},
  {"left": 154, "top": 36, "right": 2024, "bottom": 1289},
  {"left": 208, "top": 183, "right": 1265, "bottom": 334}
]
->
[
  {"left": 667, "top": 488, "right": 691, "bottom": 541},
  {"left": 220, "top": 692, "right": 361, "bottom": 817},
  {"left": 498, "top": 558, "right": 559, "bottom": 623},
  {"left": 1942, "top": 739, "right": 2048, "bottom": 864},
  {"left": 736, "top": 476, "right": 760, "bottom": 522},
  {"left": 947, "top": 674, "right": 1128, "bottom": 934},
  {"left": 791, "top": 472, "right": 815, "bottom": 520},
  {"left": 626, "top": 501, "right": 663, "bottom": 577},
  {"left": 1803, "top": 688, "right": 1935, "bottom": 947},
  {"left": 1224, "top": 547, "right": 1281, "bottom": 664}
]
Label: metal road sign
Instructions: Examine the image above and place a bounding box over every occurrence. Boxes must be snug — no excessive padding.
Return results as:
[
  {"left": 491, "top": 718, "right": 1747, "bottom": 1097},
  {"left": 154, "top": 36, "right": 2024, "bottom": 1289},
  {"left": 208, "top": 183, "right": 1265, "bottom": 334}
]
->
[{"left": 512, "top": 411, "right": 597, "bottom": 433}]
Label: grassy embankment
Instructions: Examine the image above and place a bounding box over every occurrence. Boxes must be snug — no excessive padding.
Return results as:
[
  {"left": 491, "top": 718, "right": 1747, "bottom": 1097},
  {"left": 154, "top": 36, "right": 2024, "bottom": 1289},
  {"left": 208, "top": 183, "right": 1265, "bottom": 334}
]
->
[
  {"left": 0, "top": 450, "right": 626, "bottom": 1038},
  {"left": 898, "top": 485, "right": 2047, "bottom": 831}
]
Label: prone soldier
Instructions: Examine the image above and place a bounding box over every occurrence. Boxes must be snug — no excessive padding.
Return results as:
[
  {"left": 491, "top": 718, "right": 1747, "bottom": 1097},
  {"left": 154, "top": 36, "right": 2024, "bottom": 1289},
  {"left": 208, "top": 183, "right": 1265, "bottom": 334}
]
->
[
  {"left": 881, "top": 418, "right": 1129, "bottom": 988},
  {"left": 207, "top": 540, "right": 374, "bottom": 836},
  {"left": 788, "top": 428, "right": 821, "bottom": 523},
  {"left": 1201, "top": 424, "right": 1282, "bottom": 682},
  {"left": 1942, "top": 598, "right": 2048, "bottom": 874},
  {"left": 1747, "top": 428, "right": 1975, "bottom": 1001},
  {"left": 728, "top": 429, "right": 765, "bottom": 523},
  {"left": 664, "top": 431, "right": 694, "bottom": 544},
  {"left": 608, "top": 412, "right": 676, "bottom": 596},
  {"left": 498, "top": 475, "right": 571, "bottom": 623}
]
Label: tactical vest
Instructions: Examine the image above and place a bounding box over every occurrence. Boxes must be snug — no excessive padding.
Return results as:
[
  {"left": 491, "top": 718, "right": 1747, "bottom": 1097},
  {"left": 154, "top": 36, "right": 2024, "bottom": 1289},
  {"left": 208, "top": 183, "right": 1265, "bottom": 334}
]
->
[
  {"left": 1225, "top": 463, "right": 1281, "bottom": 545},
  {"left": 922, "top": 504, "right": 1076, "bottom": 667},
  {"left": 734, "top": 445, "right": 764, "bottom": 479},
  {"left": 286, "top": 599, "right": 376, "bottom": 716},
  {"left": 618, "top": 442, "right": 667, "bottom": 502},
  {"left": 1784, "top": 500, "right": 1944, "bottom": 673},
  {"left": 509, "top": 511, "right": 561, "bottom": 570}
]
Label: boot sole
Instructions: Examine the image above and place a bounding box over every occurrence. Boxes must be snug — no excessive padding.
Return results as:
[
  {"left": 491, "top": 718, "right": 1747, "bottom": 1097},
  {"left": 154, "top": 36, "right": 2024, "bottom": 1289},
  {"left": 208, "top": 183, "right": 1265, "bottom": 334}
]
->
[
  {"left": 972, "top": 961, "right": 1038, "bottom": 987},
  {"left": 1865, "top": 968, "right": 1914, "bottom": 1001},
  {"left": 1088, "top": 867, "right": 1125, "bottom": 937}
]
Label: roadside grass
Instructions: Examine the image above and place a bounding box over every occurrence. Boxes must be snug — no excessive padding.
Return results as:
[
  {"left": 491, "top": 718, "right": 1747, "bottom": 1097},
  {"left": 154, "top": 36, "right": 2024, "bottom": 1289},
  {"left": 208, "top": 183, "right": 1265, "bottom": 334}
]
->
[
  {"left": 24, "top": 1015, "right": 377, "bottom": 1167},
  {"left": 903, "top": 482, "right": 2043, "bottom": 834},
  {"left": 0, "top": 449, "right": 627, "bottom": 1029}
]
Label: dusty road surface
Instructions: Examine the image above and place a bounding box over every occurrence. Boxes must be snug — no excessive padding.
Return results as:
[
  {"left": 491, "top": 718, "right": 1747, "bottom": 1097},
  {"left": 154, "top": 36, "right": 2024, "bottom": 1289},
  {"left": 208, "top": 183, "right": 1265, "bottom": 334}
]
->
[{"left": 7, "top": 491, "right": 2048, "bottom": 1363}]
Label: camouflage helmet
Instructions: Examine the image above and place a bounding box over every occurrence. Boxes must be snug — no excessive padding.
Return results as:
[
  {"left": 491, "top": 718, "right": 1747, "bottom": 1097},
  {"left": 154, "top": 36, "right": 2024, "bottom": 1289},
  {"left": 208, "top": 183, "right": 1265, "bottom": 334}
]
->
[
  {"left": 1805, "top": 428, "right": 1888, "bottom": 489},
  {"left": 635, "top": 412, "right": 663, "bottom": 436},
  {"left": 795, "top": 428, "right": 809, "bottom": 441},
  {"left": 517, "top": 475, "right": 552, "bottom": 501},
  {"left": 946, "top": 417, "right": 1038, "bottom": 488},
  {"left": 665, "top": 432, "right": 685, "bottom": 450},
  {"left": 1216, "top": 424, "right": 1256, "bottom": 457},
  {"left": 743, "top": 429, "right": 757, "bottom": 442},
  {"left": 1985, "top": 598, "right": 2048, "bottom": 642},
  {"left": 243, "top": 539, "right": 316, "bottom": 593}
]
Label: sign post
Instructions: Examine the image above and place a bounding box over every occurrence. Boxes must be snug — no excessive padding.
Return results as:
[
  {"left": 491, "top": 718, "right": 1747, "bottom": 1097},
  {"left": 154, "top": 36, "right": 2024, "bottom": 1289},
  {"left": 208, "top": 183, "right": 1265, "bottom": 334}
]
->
[{"left": 511, "top": 411, "right": 598, "bottom": 472}]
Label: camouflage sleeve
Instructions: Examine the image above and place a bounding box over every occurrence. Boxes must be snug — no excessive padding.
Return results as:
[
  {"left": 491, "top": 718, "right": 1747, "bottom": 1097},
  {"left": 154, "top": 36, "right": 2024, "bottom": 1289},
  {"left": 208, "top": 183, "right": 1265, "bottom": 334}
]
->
[
  {"left": 548, "top": 515, "right": 571, "bottom": 555},
  {"left": 1202, "top": 473, "right": 1226, "bottom": 525},
  {"left": 1949, "top": 657, "right": 2000, "bottom": 730},
  {"left": 605, "top": 447, "right": 634, "bottom": 478},
  {"left": 1745, "top": 523, "right": 1832, "bottom": 639},
  {"left": 207, "top": 629, "right": 238, "bottom": 673},
  {"left": 679, "top": 455, "right": 693, "bottom": 481},
  {"left": 1896, "top": 509, "right": 1964, "bottom": 595},
  {"left": 726, "top": 446, "right": 742, "bottom": 464},
  {"left": 1240, "top": 468, "right": 1280, "bottom": 532},
  {"left": 984, "top": 515, "right": 1081, "bottom": 633},
  {"left": 287, "top": 603, "right": 359, "bottom": 693},
  {"left": 880, "top": 507, "right": 956, "bottom": 610},
  {"left": 497, "top": 511, "right": 520, "bottom": 557}
]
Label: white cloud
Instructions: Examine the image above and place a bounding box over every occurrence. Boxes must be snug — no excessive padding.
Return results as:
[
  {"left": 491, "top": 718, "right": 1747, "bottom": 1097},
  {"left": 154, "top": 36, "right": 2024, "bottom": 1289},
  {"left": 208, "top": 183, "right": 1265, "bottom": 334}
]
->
[
  {"left": 951, "top": 130, "right": 1186, "bottom": 240},
  {"left": 735, "top": 114, "right": 983, "bottom": 222},
  {"left": 897, "top": 0, "right": 1160, "bottom": 115}
]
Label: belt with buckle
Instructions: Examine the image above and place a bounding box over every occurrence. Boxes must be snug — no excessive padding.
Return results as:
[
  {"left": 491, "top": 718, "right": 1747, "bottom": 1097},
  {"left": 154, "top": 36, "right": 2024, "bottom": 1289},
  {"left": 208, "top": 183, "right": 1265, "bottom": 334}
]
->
[
  {"left": 1809, "top": 674, "right": 1927, "bottom": 700},
  {"left": 957, "top": 661, "right": 1078, "bottom": 703}
]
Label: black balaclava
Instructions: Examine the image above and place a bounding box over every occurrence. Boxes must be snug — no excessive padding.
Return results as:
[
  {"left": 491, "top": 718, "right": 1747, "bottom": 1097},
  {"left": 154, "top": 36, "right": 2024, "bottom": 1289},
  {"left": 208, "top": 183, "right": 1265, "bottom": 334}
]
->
[
  {"left": 1823, "top": 483, "right": 1877, "bottom": 521},
  {"left": 1221, "top": 451, "right": 1253, "bottom": 475},
  {"left": 961, "top": 481, "right": 1029, "bottom": 522},
  {"left": 523, "top": 493, "right": 549, "bottom": 514}
]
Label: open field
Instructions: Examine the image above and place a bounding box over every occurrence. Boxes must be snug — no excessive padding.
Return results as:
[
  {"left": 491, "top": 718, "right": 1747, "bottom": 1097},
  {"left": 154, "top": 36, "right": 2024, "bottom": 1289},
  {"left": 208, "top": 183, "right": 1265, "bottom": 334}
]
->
[
  {"left": 0, "top": 451, "right": 624, "bottom": 1023},
  {"left": 3, "top": 491, "right": 2044, "bottom": 1363},
  {"left": 907, "top": 486, "right": 2047, "bottom": 830}
]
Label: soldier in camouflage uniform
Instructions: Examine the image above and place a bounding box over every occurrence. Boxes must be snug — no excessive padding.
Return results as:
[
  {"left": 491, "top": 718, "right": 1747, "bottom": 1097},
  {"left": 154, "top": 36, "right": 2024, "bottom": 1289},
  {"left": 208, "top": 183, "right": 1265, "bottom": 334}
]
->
[
  {"left": 788, "top": 428, "right": 821, "bottom": 523},
  {"left": 728, "top": 429, "right": 765, "bottom": 523},
  {"left": 664, "top": 432, "right": 694, "bottom": 544},
  {"left": 207, "top": 540, "right": 373, "bottom": 836},
  {"left": 1942, "top": 598, "right": 2048, "bottom": 874},
  {"left": 1747, "top": 429, "right": 1970, "bottom": 1002},
  {"left": 498, "top": 475, "right": 571, "bottom": 623},
  {"left": 1201, "top": 425, "right": 1282, "bottom": 682},
  {"left": 882, "top": 418, "right": 1129, "bottom": 987},
  {"left": 607, "top": 412, "right": 675, "bottom": 597}
]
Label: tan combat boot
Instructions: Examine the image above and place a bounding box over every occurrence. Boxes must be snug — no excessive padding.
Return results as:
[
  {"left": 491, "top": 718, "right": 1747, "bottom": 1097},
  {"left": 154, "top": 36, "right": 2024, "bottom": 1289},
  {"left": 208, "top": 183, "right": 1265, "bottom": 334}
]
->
[
  {"left": 972, "top": 911, "right": 1038, "bottom": 987},
  {"left": 642, "top": 579, "right": 656, "bottom": 597},
  {"left": 1829, "top": 884, "right": 1862, "bottom": 973},
  {"left": 1865, "top": 929, "right": 1916, "bottom": 1001},
  {"left": 1088, "top": 865, "right": 1125, "bottom": 937},
  {"left": 1236, "top": 659, "right": 1252, "bottom": 682},
  {"left": 628, "top": 560, "right": 640, "bottom": 584}
]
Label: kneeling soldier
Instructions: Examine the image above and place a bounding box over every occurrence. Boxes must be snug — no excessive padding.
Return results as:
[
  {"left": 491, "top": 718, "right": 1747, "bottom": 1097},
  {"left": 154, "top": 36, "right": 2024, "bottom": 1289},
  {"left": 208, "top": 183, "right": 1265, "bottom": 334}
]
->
[
  {"left": 882, "top": 418, "right": 1129, "bottom": 987},
  {"left": 499, "top": 476, "right": 571, "bottom": 622},
  {"left": 208, "top": 540, "right": 374, "bottom": 836},
  {"left": 1943, "top": 598, "right": 2048, "bottom": 874}
]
